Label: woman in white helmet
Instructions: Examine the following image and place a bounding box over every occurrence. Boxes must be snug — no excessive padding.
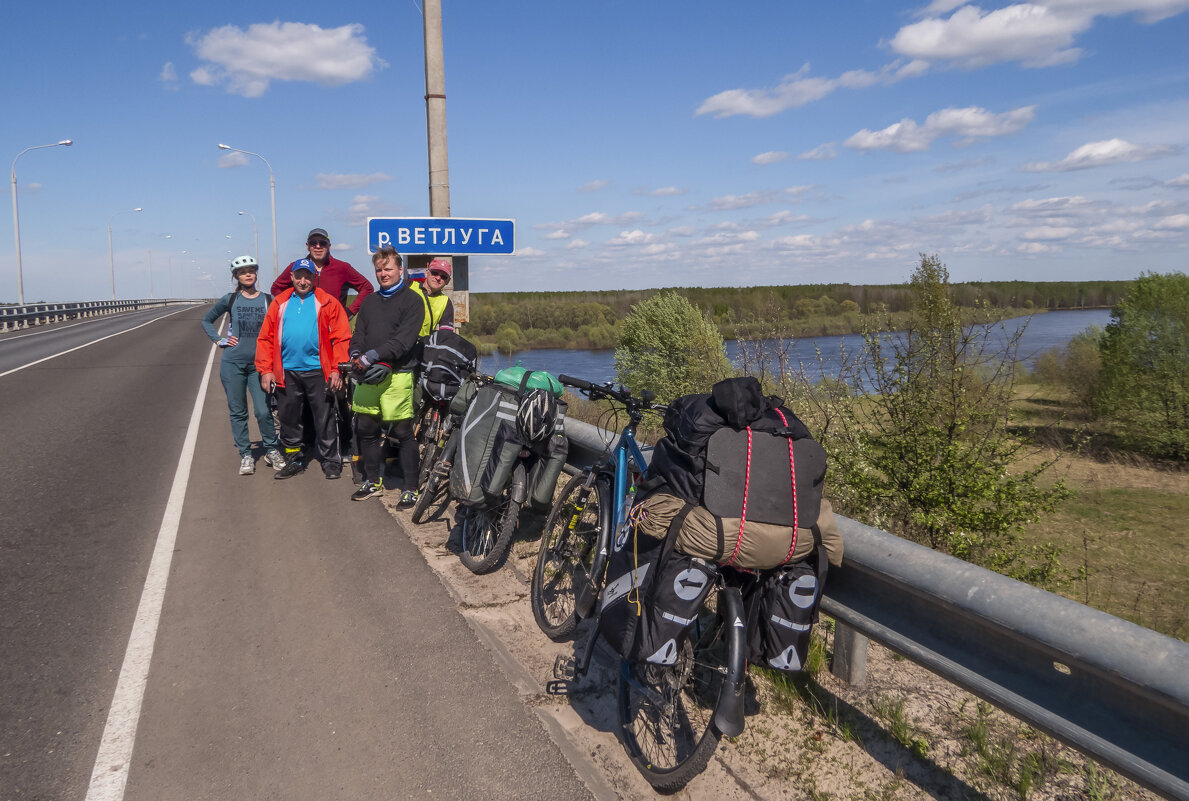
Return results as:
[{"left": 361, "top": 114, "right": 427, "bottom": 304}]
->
[{"left": 201, "top": 255, "right": 285, "bottom": 475}]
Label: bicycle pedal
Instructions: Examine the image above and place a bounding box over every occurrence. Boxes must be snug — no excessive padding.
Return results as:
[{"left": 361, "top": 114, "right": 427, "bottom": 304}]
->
[
  {"left": 553, "top": 654, "right": 578, "bottom": 681},
  {"left": 545, "top": 679, "right": 573, "bottom": 696}
]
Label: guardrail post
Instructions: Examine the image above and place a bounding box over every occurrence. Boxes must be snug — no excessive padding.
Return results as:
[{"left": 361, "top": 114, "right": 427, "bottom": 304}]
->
[{"left": 832, "top": 621, "right": 868, "bottom": 686}]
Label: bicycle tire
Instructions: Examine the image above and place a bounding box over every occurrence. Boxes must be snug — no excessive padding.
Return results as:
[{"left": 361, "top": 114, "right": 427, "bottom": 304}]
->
[
  {"left": 616, "top": 588, "right": 726, "bottom": 791},
  {"left": 530, "top": 473, "right": 609, "bottom": 641},
  {"left": 411, "top": 430, "right": 457, "bottom": 524},
  {"left": 416, "top": 433, "right": 443, "bottom": 491},
  {"left": 458, "top": 466, "right": 522, "bottom": 574}
]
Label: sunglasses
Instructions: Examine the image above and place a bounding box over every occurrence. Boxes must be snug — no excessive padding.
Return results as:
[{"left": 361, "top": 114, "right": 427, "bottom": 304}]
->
[{"left": 307, "top": 239, "right": 330, "bottom": 248}]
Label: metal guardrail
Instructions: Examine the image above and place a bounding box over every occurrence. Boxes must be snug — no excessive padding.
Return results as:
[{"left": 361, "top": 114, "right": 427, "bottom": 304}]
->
[
  {"left": 0, "top": 299, "right": 188, "bottom": 331},
  {"left": 561, "top": 416, "right": 1189, "bottom": 801}
]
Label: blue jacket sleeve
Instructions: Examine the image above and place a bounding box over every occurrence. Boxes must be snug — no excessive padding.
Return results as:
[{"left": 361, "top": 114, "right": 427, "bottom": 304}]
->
[{"left": 201, "top": 294, "right": 233, "bottom": 342}]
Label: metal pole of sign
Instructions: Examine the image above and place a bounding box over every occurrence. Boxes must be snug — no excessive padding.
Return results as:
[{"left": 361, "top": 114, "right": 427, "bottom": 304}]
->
[{"left": 423, "top": 0, "right": 450, "bottom": 219}]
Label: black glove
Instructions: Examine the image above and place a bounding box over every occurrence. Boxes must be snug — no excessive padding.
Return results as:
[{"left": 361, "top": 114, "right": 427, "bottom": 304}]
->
[{"left": 362, "top": 362, "right": 392, "bottom": 384}]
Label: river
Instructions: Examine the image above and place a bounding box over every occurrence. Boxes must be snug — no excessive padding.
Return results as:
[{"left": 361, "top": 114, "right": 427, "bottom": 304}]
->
[{"left": 480, "top": 308, "right": 1113, "bottom": 386}]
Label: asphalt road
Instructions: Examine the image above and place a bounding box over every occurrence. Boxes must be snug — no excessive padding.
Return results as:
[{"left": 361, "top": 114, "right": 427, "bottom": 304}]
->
[{"left": 0, "top": 306, "right": 591, "bottom": 801}]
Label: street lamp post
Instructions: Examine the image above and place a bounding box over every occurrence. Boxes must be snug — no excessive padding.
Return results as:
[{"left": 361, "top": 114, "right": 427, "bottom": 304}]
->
[
  {"left": 107, "top": 207, "right": 142, "bottom": 300},
  {"left": 10, "top": 139, "right": 72, "bottom": 305},
  {"left": 238, "top": 210, "right": 259, "bottom": 261},
  {"left": 218, "top": 144, "right": 277, "bottom": 279}
]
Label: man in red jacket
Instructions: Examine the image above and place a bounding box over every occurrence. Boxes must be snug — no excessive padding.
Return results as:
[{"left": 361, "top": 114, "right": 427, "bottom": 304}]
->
[
  {"left": 272, "top": 227, "right": 374, "bottom": 469},
  {"left": 257, "top": 260, "right": 353, "bottom": 480},
  {"left": 271, "top": 228, "right": 374, "bottom": 318}
]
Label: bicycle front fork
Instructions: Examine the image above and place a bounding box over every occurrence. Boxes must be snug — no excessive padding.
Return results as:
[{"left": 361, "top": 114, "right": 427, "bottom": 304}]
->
[{"left": 713, "top": 586, "right": 747, "bottom": 738}]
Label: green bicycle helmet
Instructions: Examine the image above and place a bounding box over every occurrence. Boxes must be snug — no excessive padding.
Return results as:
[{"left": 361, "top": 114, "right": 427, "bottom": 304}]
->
[{"left": 230, "top": 255, "right": 258, "bottom": 275}]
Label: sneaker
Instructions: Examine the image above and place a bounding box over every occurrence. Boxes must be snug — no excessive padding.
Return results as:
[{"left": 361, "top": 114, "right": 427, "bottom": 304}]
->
[
  {"left": 264, "top": 449, "right": 286, "bottom": 471},
  {"left": 351, "top": 480, "right": 383, "bottom": 501},
  {"left": 238, "top": 454, "right": 255, "bottom": 475},
  {"left": 323, "top": 461, "right": 343, "bottom": 480},
  {"left": 397, "top": 490, "right": 418, "bottom": 508},
  {"left": 275, "top": 456, "right": 304, "bottom": 480}
]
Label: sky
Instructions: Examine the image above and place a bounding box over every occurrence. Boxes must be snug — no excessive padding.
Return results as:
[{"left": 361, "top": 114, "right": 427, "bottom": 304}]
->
[{"left": 4, "top": 0, "right": 1189, "bottom": 302}]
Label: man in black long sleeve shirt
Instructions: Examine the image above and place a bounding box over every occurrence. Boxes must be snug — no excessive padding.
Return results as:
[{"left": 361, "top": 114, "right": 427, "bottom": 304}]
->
[{"left": 347, "top": 247, "right": 426, "bottom": 503}]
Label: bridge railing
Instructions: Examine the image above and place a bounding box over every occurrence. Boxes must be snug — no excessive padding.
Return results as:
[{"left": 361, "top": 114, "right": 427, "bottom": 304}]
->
[
  {"left": 0, "top": 299, "right": 190, "bottom": 331},
  {"left": 562, "top": 416, "right": 1189, "bottom": 801}
]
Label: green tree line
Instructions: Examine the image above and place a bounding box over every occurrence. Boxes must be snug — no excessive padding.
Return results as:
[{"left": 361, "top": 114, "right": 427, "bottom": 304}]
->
[{"left": 469, "top": 280, "right": 1133, "bottom": 351}]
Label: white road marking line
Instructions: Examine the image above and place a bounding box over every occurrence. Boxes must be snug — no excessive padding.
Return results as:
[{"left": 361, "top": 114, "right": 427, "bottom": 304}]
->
[
  {"left": 84, "top": 338, "right": 218, "bottom": 801},
  {"left": 0, "top": 306, "right": 193, "bottom": 378}
]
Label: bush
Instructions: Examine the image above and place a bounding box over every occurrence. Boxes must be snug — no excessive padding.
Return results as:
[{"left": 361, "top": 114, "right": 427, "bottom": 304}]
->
[
  {"left": 789, "top": 255, "right": 1069, "bottom": 578},
  {"left": 1094, "top": 272, "right": 1189, "bottom": 460},
  {"left": 614, "top": 290, "right": 732, "bottom": 402}
]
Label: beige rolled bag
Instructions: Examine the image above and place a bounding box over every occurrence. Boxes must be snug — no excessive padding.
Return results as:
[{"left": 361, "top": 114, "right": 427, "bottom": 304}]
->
[{"left": 636, "top": 492, "right": 844, "bottom": 570}]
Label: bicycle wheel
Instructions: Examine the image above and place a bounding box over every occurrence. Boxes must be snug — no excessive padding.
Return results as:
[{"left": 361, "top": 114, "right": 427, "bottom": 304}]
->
[
  {"left": 530, "top": 473, "right": 609, "bottom": 641},
  {"left": 416, "top": 424, "right": 444, "bottom": 491},
  {"left": 457, "top": 466, "right": 522, "bottom": 574},
  {"left": 411, "top": 431, "right": 457, "bottom": 524},
  {"left": 617, "top": 589, "right": 727, "bottom": 791}
]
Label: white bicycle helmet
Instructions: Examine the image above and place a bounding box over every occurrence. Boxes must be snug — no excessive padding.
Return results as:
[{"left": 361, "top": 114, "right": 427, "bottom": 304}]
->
[
  {"left": 230, "top": 255, "right": 258, "bottom": 275},
  {"left": 516, "top": 388, "right": 557, "bottom": 444}
]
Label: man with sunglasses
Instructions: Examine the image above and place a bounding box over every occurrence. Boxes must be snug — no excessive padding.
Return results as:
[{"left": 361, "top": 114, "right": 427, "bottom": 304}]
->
[
  {"left": 273, "top": 228, "right": 375, "bottom": 472},
  {"left": 271, "top": 228, "right": 374, "bottom": 318}
]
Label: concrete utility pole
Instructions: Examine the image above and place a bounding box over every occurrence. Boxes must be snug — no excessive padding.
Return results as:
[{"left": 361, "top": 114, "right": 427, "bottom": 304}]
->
[{"left": 423, "top": 0, "right": 450, "bottom": 218}]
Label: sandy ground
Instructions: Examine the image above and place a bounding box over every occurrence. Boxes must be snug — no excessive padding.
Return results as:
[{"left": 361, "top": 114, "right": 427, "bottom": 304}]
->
[{"left": 378, "top": 493, "right": 1161, "bottom": 801}]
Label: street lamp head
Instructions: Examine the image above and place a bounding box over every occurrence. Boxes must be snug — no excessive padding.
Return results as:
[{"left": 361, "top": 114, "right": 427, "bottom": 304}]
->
[
  {"left": 217, "top": 143, "right": 231, "bottom": 150},
  {"left": 59, "top": 140, "right": 73, "bottom": 146},
  {"left": 238, "top": 211, "right": 245, "bottom": 215},
  {"left": 133, "top": 207, "right": 142, "bottom": 212}
]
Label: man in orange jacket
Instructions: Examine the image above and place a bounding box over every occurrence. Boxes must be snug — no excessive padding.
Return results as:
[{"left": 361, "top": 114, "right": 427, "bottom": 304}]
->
[{"left": 256, "top": 259, "right": 352, "bottom": 479}]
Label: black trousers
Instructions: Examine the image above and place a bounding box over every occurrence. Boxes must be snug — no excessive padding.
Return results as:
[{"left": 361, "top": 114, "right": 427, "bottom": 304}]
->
[
  {"left": 356, "top": 415, "right": 416, "bottom": 490},
  {"left": 276, "top": 369, "right": 340, "bottom": 465}
]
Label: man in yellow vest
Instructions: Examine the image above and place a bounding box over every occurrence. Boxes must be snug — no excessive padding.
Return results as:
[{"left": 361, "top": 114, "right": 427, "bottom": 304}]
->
[{"left": 410, "top": 257, "right": 455, "bottom": 334}]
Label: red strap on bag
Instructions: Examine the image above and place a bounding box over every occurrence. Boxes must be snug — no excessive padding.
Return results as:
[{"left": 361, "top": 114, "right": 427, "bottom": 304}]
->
[
  {"left": 774, "top": 408, "right": 800, "bottom": 563},
  {"left": 723, "top": 427, "right": 753, "bottom": 567}
]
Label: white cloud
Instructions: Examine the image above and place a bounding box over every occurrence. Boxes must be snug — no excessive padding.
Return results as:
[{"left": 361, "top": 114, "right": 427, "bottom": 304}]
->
[
  {"left": 891, "top": 5, "right": 1088, "bottom": 68},
  {"left": 648, "top": 186, "right": 686, "bottom": 197},
  {"left": 845, "top": 105, "right": 1035, "bottom": 153},
  {"left": 542, "top": 230, "right": 571, "bottom": 240},
  {"left": 160, "top": 62, "right": 179, "bottom": 87},
  {"left": 315, "top": 172, "right": 393, "bottom": 190},
  {"left": 752, "top": 151, "right": 789, "bottom": 165},
  {"left": 578, "top": 179, "right": 609, "bottom": 193},
  {"left": 1022, "top": 138, "right": 1179, "bottom": 171},
  {"left": 606, "top": 230, "right": 656, "bottom": 246},
  {"left": 536, "top": 211, "right": 645, "bottom": 231},
  {"left": 187, "top": 22, "right": 385, "bottom": 97},
  {"left": 704, "top": 191, "right": 779, "bottom": 211},
  {"left": 893, "top": 1, "right": 1189, "bottom": 70},
  {"left": 217, "top": 151, "right": 251, "bottom": 168},
  {"left": 1020, "top": 226, "right": 1079, "bottom": 241},
  {"left": 1153, "top": 214, "right": 1189, "bottom": 229},
  {"left": 344, "top": 194, "right": 401, "bottom": 225},
  {"left": 565, "top": 239, "right": 589, "bottom": 249},
  {"left": 798, "top": 143, "right": 837, "bottom": 161},
  {"left": 668, "top": 226, "right": 696, "bottom": 237},
  {"left": 1166, "top": 173, "right": 1189, "bottom": 187},
  {"left": 695, "top": 60, "right": 927, "bottom": 119}
]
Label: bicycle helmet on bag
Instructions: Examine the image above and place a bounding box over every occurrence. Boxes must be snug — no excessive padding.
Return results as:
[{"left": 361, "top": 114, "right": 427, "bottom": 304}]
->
[
  {"left": 516, "top": 388, "right": 557, "bottom": 444},
  {"left": 230, "top": 255, "right": 258, "bottom": 275}
]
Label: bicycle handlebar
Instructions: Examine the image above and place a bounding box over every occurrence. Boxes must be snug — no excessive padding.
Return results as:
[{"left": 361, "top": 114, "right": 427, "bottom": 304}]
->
[{"left": 558, "top": 374, "right": 666, "bottom": 412}]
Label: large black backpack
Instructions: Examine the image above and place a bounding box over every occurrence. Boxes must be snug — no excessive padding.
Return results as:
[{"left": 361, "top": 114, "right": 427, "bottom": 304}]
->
[
  {"left": 419, "top": 327, "right": 478, "bottom": 403},
  {"left": 645, "top": 376, "right": 826, "bottom": 534}
]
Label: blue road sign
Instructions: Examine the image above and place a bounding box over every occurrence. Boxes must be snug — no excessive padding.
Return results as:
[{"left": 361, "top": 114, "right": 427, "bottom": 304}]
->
[{"left": 367, "top": 217, "right": 515, "bottom": 255}]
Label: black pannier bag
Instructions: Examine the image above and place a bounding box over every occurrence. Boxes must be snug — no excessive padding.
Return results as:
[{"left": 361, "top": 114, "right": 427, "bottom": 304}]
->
[
  {"left": 745, "top": 548, "right": 827, "bottom": 672},
  {"left": 419, "top": 327, "right": 478, "bottom": 403},
  {"left": 450, "top": 370, "right": 568, "bottom": 509},
  {"left": 598, "top": 507, "right": 719, "bottom": 665},
  {"left": 450, "top": 383, "right": 522, "bottom": 506}
]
